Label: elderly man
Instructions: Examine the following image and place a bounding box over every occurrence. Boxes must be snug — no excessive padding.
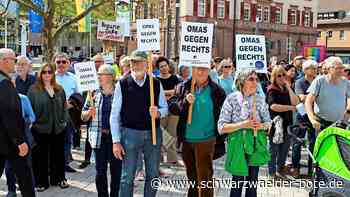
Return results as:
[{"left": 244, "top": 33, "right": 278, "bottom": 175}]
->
[
  {"left": 0, "top": 48, "right": 35, "bottom": 197},
  {"left": 110, "top": 50, "right": 168, "bottom": 197},
  {"left": 306, "top": 56, "right": 350, "bottom": 131},
  {"left": 175, "top": 66, "right": 226, "bottom": 197},
  {"left": 93, "top": 53, "right": 105, "bottom": 71},
  {"left": 54, "top": 53, "right": 80, "bottom": 173},
  {"left": 290, "top": 60, "right": 318, "bottom": 179},
  {"left": 15, "top": 56, "right": 36, "bottom": 95}
]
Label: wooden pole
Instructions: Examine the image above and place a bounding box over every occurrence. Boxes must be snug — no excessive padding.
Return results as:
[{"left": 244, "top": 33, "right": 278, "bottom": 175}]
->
[
  {"left": 87, "top": 90, "right": 96, "bottom": 119},
  {"left": 187, "top": 67, "right": 196, "bottom": 124},
  {"left": 148, "top": 52, "right": 157, "bottom": 145}
]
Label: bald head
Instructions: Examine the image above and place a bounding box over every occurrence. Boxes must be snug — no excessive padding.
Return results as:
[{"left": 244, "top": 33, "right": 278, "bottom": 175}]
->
[{"left": 0, "top": 48, "right": 16, "bottom": 74}]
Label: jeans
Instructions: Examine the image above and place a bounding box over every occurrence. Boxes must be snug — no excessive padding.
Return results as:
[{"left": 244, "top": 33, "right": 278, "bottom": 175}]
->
[
  {"left": 94, "top": 133, "right": 122, "bottom": 197},
  {"left": 291, "top": 128, "right": 315, "bottom": 173},
  {"left": 230, "top": 166, "right": 259, "bottom": 197},
  {"left": 268, "top": 138, "right": 290, "bottom": 175},
  {"left": 64, "top": 121, "right": 75, "bottom": 165},
  {"left": 119, "top": 127, "right": 162, "bottom": 197}
]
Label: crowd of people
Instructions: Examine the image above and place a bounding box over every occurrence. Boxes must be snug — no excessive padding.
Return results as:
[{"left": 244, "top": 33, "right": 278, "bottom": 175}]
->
[{"left": 0, "top": 47, "right": 350, "bottom": 197}]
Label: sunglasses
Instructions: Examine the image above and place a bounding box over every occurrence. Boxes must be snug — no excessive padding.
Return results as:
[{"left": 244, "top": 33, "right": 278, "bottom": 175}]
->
[
  {"left": 223, "top": 66, "right": 232, "bottom": 69},
  {"left": 56, "top": 60, "right": 67, "bottom": 65},
  {"left": 277, "top": 73, "right": 286, "bottom": 78},
  {"left": 42, "top": 70, "right": 53, "bottom": 75}
]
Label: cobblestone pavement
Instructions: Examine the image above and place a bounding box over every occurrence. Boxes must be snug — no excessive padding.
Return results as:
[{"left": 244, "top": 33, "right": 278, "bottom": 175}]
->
[{"left": 1, "top": 141, "right": 311, "bottom": 197}]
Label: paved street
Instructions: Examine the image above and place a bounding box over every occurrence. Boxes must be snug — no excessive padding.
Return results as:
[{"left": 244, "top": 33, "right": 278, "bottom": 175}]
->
[{"left": 0, "top": 138, "right": 311, "bottom": 197}]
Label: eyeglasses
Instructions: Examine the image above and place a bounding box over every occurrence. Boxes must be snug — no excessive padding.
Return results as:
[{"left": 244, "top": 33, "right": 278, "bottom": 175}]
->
[
  {"left": 223, "top": 66, "right": 232, "bottom": 69},
  {"left": 5, "top": 57, "right": 17, "bottom": 63},
  {"left": 56, "top": 60, "right": 68, "bottom": 65},
  {"left": 277, "top": 73, "right": 286, "bottom": 78},
  {"left": 94, "top": 60, "right": 104, "bottom": 63},
  {"left": 42, "top": 70, "right": 53, "bottom": 75},
  {"left": 247, "top": 77, "right": 258, "bottom": 82}
]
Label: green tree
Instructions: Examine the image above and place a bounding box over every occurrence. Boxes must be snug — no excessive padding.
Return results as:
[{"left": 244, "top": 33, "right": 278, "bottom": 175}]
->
[{"left": 8, "top": 0, "right": 111, "bottom": 62}]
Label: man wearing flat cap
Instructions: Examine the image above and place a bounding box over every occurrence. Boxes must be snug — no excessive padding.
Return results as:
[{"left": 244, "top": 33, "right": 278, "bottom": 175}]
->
[{"left": 110, "top": 50, "right": 168, "bottom": 197}]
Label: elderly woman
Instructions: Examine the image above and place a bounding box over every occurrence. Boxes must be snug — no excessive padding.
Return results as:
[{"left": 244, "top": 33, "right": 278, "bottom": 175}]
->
[
  {"left": 218, "top": 59, "right": 235, "bottom": 95},
  {"left": 28, "top": 64, "right": 69, "bottom": 191},
  {"left": 15, "top": 56, "right": 36, "bottom": 95},
  {"left": 266, "top": 65, "right": 299, "bottom": 179},
  {"left": 119, "top": 56, "right": 131, "bottom": 79},
  {"left": 81, "top": 65, "right": 122, "bottom": 197},
  {"left": 218, "top": 69, "right": 271, "bottom": 197}
]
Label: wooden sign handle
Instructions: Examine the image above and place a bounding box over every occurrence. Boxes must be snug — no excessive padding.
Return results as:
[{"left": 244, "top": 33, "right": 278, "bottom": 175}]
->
[
  {"left": 148, "top": 53, "right": 157, "bottom": 145},
  {"left": 187, "top": 68, "right": 196, "bottom": 124}
]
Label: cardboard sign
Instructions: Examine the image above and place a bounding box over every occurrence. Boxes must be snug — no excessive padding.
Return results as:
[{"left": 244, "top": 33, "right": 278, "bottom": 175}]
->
[
  {"left": 74, "top": 61, "right": 99, "bottom": 92},
  {"left": 179, "top": 22, "right": 213, "bottom": 68},
  {"left": 116, "top": 0, "right": 131, "bottom": 37},
  {"left": 136, "top": 19, "right": 160, "bottom": 51},
  {"left": 236, "top": 34, "right": 267, "bottom": 73},
  {"left": 97, "top": 20, "right": 122, "bottom": 41}
]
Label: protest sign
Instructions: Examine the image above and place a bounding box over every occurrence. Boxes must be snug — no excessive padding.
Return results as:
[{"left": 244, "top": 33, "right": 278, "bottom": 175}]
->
[
  {"left": 97, "top": 20, "right": 122, "bottom": 41},
  {"left": 136, "top": 19, "right": 160, "bottom": 51},
  {"left": 74, "top": 61, "right": 99, "bottom": 92},
  {"left": 236, "top": 34, "right": 267, "bottom": 73},
  {"left": 179, "top": 22, "right": 213, "bottom": 68},
  {"left": 116, "top": 0, "right": 131, "bottom": 37}
]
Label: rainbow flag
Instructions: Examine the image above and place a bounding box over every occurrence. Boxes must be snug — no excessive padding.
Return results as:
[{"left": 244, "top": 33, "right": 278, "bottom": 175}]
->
[
  {"left": 76, "top": 0, "right": 91, "bottom": 32},
  {"left": 303, "top": 46, "right": 326, "bottom": 62}
]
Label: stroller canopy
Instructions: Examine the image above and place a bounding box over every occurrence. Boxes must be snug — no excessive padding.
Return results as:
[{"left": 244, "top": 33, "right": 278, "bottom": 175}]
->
[{"left": 313, "top": 127, "right": 350, "bottom": 181}]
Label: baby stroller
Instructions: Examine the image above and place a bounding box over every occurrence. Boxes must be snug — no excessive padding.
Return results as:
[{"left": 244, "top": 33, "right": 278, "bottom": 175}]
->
[{"left": 288, "top": 121, "right": 350, "bottom": 197}]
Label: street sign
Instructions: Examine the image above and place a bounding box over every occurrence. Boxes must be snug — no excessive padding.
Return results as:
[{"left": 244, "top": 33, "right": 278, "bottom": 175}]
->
[
  {"left": 136, "top": 19, "right": 160, "bottom": 51},
  {"left": 179, "top": 22, "right": 214, "bottom": 68},
  {"left": 235, "top": 34, "right": 267, "bottom": 73},
  {"left": 74, "top": 61, "right": 99, "bottom": 92}
]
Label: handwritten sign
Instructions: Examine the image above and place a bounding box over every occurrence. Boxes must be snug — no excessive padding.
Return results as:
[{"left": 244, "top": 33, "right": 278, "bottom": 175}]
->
[
  {"left": 136, "top": 19, "right": 160, "bottom": 51},
  {"left": 74, "top": 61, "right": 99, "bottom": 92}
]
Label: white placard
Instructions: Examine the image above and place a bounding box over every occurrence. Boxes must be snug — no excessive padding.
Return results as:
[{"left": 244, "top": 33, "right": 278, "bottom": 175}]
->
[
  {"left": 74, "top": 61, "right": 99, "bottom": 92},
  {"left": 179, "top": 22, "right": 213, "bottom": 68},
  {"left": 97, "top": 20, "right": 122, "bottom": 41},
  {"left": 235, "top": 34, "right": 267, "bottom": 73},
  {"left": 136, "top": 19, "right": 160, "bottom": 51}
]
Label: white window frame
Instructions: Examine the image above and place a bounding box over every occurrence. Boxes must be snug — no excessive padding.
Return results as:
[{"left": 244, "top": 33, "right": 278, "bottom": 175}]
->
[
  {"left": 275, "top": 7, "right": 282, "bottom": 24},
  {"left": 304, "top": 11, "right": 311, "bottom": 27},
  {"left": 263, "top": 7, "right": 269, "bottom": 22},
  {"left": 290, "top": 9, "right": 297, "bottom": 25},
  {"left": 243, "top": 3, "right": 250, "bottom": 21},
  {"left": 217, "top": 0, "right": 225, "bottom": 18},
  {"left": 257, "top": 5, "right": 262, "bottom": 22},
  {"left": 198, "top": 0, "right": 206, "bottom": 17}
]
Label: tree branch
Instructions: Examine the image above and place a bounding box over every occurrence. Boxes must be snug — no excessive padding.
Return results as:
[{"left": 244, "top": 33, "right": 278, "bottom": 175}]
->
[
  {"left": 53, "top": 0, "right": 109, "bottom": 40},
  {"left": 0, "top": 0, "right": 11, "bottom": 17},
  {"left": 12, "top": 0, "right": 45, "bottom": 16}
]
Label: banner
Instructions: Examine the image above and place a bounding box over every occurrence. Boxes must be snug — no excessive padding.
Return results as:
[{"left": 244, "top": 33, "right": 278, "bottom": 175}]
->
[
  {"left": 28, "top": 0, "right": 43, "bottom": 33},
  {"left": 179, "top": 22, "right": 214, "bottom": 68},
  {"left": 74, "top": 61, "right": 99, "bottom": 92},
  {"left": 136, "top": 19, "right": 160, "bottom": 51},
  {"left": 97, "top": 20, "right": 122, "bottom": 41},
  {"left": 76, "top": 0, "right": 91, "bottom": 32},
  {"left": 235, "top": 34, "right": 267, "bottom": 73},
  {"left": 303, "top": 45, "right": 326, "bottom": 62},
  {"left": 115, "top": 0, "right": 131, "bottom": 37}
]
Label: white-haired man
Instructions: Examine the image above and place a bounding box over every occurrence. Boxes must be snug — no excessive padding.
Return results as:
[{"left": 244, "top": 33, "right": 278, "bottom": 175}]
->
[
  {"left": 15, "top": 56, "right": 36, "bottom": 95},
  {"left": 305, "top": 56, "right": 350, "bottom": 130},
  {"left": 0, "top": 48, "right": 35, "bottom": 197}
]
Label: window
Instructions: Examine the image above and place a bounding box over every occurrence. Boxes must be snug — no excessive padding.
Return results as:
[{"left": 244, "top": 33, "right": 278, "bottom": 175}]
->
[
  {"left": 243, "top": 3, "right": 250, "bottom": 21},
  {"left": 317, "top": 31, "right": 321, "bottom": 37},
  {"left": 263, "top": 7, "right": 269, "bottom": 22},
  {"left": 290, "top": 9, "right": 297, "bottom": 25},
  {"left": 304, "top": 11, "right": 311, "bottom": 27},
  {"left": 275, "top": 7, "right": 282, "bottom": 24},
  {"left": 340, "top": 30, "right": 345, "bottom": 40},
  {"left": 217, "top": 0, "right": 225, "bottom": 18},
  {"left": 257, "top": 5, "right": 262, "bottom": 22},
  {"left": 198, "top": 0, "right": 206, "bottom": 17},
  {"left": 327, "top": 31, "right": 333, "bottom": 38}
]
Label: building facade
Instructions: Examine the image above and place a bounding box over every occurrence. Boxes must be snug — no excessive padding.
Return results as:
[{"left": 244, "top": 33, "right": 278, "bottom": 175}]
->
[{"left": 316, "top": 0, "right": 350, "bottom": 63}]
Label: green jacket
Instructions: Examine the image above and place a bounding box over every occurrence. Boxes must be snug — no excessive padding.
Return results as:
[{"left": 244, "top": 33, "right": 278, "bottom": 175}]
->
[
  {"left": 27, "top": 86, "right": 68, "bottom": 135},
  {"left": 225, "top": 128, "right": 270, "bottom": 176}
]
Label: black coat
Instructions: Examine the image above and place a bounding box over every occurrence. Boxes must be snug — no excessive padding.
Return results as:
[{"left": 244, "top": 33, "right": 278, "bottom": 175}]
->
[
  {"left": 174, "top": 77, "right": 226, "bottom": 160},
  {"left": 0, "top": 71, "right": 25, "bottom": 156}
]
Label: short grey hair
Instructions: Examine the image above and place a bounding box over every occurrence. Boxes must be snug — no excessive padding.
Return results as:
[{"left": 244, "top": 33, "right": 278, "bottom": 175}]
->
[
  {"left": 16, "top": 55, "right": 31, "bottom": 64},
  {"left": 53, "top": 52, "right": 70, "bottom": 61},
  {"left": 120, "top": 56, "right": 130, "bottom": 67},
  {"left": 324, "top": 56, "right": 343, "bottom": 69},
  {"left": 235, "top": 69, "right": 257, "bottom": 92},
  {"left": 0, "top": 48, "right": 15, "bottom": 60}
]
